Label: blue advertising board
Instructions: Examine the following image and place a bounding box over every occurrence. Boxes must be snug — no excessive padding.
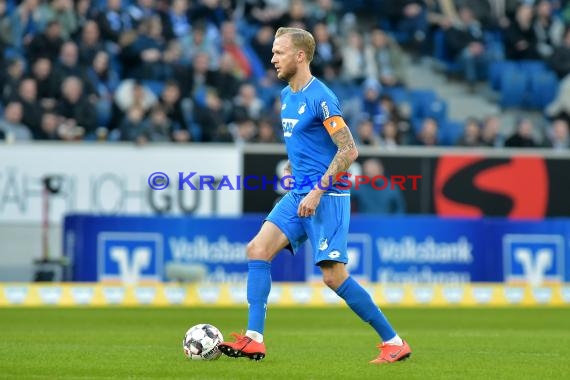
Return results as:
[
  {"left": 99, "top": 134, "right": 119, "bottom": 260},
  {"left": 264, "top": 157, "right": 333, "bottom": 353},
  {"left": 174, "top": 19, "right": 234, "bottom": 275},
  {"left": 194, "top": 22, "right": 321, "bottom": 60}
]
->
[
  {"left": 63, "top": 214, "right": 306, "bottom": 283},
  {"left": 64, "top": 214, "right": 570, "bottom": 284}
]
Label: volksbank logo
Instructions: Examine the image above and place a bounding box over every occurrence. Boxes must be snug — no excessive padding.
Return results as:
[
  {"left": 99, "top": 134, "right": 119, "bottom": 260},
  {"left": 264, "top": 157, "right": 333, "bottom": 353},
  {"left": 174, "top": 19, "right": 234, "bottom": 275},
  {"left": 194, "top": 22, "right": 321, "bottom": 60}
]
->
[
  {"left": 98, "top": 232, "right": 163, "bottom": 284},
  {"left": 503, "top": 234, "right": 564, "bottom": 286}
]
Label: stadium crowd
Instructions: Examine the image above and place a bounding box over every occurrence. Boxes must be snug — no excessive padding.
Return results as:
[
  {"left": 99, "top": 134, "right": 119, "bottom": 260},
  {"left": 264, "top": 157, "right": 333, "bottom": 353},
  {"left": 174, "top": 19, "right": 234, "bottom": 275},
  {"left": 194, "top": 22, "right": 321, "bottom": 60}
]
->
[{"left": 0, "top": 0, "right": 569, "bottom": 149}]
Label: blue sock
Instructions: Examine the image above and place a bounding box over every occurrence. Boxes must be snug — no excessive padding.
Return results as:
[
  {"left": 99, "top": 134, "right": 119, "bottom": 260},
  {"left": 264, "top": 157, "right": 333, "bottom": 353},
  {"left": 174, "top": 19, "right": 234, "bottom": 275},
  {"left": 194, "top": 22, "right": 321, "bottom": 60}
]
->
[
  {"left": 246, "top": 260, "right": 271, "bottom": 334},
  {"left": 335, "top": 276, "right": 397, "bottom": 341}
]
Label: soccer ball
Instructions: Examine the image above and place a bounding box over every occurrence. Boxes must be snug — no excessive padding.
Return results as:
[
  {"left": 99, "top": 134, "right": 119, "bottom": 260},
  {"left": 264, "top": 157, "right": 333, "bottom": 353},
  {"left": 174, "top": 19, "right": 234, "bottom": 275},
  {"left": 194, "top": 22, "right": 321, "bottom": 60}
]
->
[{"left": 183, "top": 324, "right": 224, "bottom": 360}]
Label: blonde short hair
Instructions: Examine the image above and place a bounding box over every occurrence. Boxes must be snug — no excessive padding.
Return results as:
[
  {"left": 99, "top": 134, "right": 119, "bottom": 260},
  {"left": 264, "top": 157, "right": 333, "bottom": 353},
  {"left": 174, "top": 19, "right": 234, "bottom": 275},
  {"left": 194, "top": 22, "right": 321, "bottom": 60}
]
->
[{"left": 275, "top": 27, "right": 316, "bottom": 63}]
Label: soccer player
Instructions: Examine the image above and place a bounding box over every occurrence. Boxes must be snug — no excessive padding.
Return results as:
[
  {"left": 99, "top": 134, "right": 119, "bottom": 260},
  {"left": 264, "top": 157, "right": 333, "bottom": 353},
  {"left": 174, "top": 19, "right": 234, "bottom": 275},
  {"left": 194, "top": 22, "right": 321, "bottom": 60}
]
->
[{"left": 218, "top": 27, "right": 411, "bottom": 364}]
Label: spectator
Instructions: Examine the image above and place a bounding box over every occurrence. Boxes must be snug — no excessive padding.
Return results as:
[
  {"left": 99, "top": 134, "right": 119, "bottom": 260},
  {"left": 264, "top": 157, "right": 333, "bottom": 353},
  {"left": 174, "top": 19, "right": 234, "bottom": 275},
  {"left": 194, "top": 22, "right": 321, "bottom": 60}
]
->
[
  {"left": 425, "top": 0, "right": 457, "bottom": 30},
  {"left": 311, "top": 0, "right": 342, "bottom": 36},
  {"left": 139, "top": 104, "right": 174, "bottom": 143},
  {"left": 219, "top": 20, "right": 252, "bottom": 79},
  {"left": 95, "top": 0, "right": 133, "bottom": 44},
  {"left": 311, "top": 22, "right": 343, "bottom": 82},
  {"left": 381, "top": 0, "right": 428, "bottom": 58},
  {"left": 546, "top": 74, "right": 570, "bottom": 126},
  {"left": 379, "top": 94, "right": 411, "bottom": 145},
  {"left": 251, "top": 24, "right": 275, "bottom": 71},
  {"left": 239, "top": 0, "right": 286, "bottom": 28},
  {"left": 36, "top": 111, "right": 61, "bottom": 140},
  {"left": 460, "top": 0, "right": 496, "bottom": 29},
  {"left": 365, "top": 28, "right": 407, "bottom": 88},
  {"left": 109, "top": 79, "right": 158, "bottom": 131},
  {"left": 74, "top": 0, "right": 94, "bottom": 32},
  {"left": 26, "top": 19, "right": 64, "bottom": 63},
  {"left": 56, "top": 76, "right": 97, "bottom": 138},
  {"left": 76, "top": 20, "right": 105, "bottom": 67},
  {"left": 87, "top": 50, "right": 120, "bottom": 128},
  {"left": 118, "top": 105, "right": 146, "bottom": 142},
  {"left": 341, "top": 30, "right": 367, "bottom": 85},
  {"left": 504, "top": 118, "right": 539, "bottom": 147},
  {"left": 351, "top": 158, "right": 406, "bottom": 215},
  {"left": 128, "top": 0, "right": 157, "bottom": 28},
  {"left": 0, "top": 101, "right": 33, "bottom": 141},
  {"left": 119, "top": 15, "right": 167, "bottom": 81},
  {"left": 255, "top": 117, "right": 280, "bottom": 143},
  {"left": 54, "top": 41, "right": 94, "bottom": 96},
  {"left": 504, "top": 3, "right": 540, "bottom": 60},
  {"left": 359, "top": 78, "right": 385, "bottom": 132},
  {"left": 445, "top": 6, "right": 489, "bottom": 91},
  {"left": 481, "top": 115, "right": 504, "bottom": 147},
  {"left": 1, "top": 0, "right": 42, "bottom": 52},
  {"left": 456, "top": 117, "right": 482, "bottom": 146},
  {"left": 534, "top": 0, "right": 564, "bottom": 59},
  {"left": 37, "top": 0, "right": 78, "bottom": 40},
  {"left": 0, "top": 0, "right": 9, "bottom": 48},
  {"left": 30, "top": 57, "right": 60, "bottom": 110},
  {"left": 179, "top": 21, "right": 220, "bottom": 68},
  {"left": 162, "top": 0, "right": 192, "bottom": 41},
  {"left": 10, "top": 77, "right": 43, "bottom": 134},
  {"left": 1, "top": 58, "right": 25, "bottom": 105},
  {"left": 547, "top": 26, "right": 570, "bottom": 79},
  {"left": 356, "top": 118, "right": 381, "bottom": 146},
  {"left": 380, "top": 120, "right": 400, "bottom": 149},
  {"left": 415, "top": 117, "right": 440, "bottom": 146},
  {"left": 158, "top": 80, "right": 191, "bottom": 142},
  {"left": 191, "top": 0, "right": 232, "bottom": 30},
  {"left": 277, "top": 0, "right": 311, "bottom": 30},
  {"left": 230, "top": 116, "right": 257, "bottom": 144},
  {"left": 546, "top": 118, "right": 570, "bottom": 150},
  {"left": 204, "top": 52, "right": 242, "bottom": 102},
  {"left": 193, "top": 90, "right": 227, "bottom": 142},
  {"left": 232, "top": 83, "right": 263, "bottom": 122}
]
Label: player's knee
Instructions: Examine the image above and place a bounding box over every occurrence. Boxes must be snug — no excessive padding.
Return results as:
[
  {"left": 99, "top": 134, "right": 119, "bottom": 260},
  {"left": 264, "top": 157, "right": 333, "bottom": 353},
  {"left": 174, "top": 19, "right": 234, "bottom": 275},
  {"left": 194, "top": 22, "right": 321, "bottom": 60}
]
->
[
  {"left": 322, "top": 274, "right": 340, "bottom": 290},
  {"left": 320, "top": 261, "right": 348, "bottom": 290},
  {"left": 321, "top": 270, "right": 343, "bottom": 290},
  {"left": 246, "top": 240, "right": 270, "bottom": 260}
]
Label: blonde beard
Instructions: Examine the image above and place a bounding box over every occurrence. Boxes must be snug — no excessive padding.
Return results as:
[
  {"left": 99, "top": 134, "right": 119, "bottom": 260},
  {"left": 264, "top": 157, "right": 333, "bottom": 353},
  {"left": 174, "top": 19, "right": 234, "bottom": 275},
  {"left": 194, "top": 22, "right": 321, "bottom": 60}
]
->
[{"left": 277, "top": 66, "right": 297, "bottom": 82}]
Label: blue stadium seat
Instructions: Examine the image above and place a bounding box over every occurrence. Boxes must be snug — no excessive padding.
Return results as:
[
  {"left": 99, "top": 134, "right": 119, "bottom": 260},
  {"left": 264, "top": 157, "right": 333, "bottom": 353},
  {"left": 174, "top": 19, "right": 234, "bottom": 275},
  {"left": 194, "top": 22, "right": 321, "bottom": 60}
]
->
[
  {"left": 408, "top": 89, "right": 446, "bottom": 122},
  {"left": 488, "top": 61, "right": 518, "bottom": 91},
  {"left": 383, "top": 86, "right": 409, "bottom": 106},
  {"left": 409, "top": 89, "right": 436, "bottom": 119},
  {"left": 439, "top": 119, "right": 464, "bottom": 146},
  {"left": 527, "top": 70, "right": 559, "bottom": 110},
  {"left": 411, "top": 117, "right": 424, "bottom": 134},
  {"left": 499, "top": 68, "right": 528, "bottom": 109},
  {"left": 424, "top": 97, "right": 447, "bottom": 124},
  {"left": 518, "top": 60, "right": 548, "bottom": 75}
]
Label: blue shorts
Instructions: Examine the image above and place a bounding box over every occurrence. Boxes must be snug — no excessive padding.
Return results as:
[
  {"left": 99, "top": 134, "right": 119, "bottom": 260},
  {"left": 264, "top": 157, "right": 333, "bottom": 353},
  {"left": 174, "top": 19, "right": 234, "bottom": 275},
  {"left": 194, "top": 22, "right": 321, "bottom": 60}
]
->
[{"left": 265, "top": 191, "right": 350, "bottom": 265}]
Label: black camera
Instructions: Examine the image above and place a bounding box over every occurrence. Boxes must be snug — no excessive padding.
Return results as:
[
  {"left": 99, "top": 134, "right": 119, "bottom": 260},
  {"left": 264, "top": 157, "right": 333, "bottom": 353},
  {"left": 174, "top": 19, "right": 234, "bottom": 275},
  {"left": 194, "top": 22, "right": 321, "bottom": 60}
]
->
[{"left": 43, "top": 175, "right": 64, "bottom": 194}]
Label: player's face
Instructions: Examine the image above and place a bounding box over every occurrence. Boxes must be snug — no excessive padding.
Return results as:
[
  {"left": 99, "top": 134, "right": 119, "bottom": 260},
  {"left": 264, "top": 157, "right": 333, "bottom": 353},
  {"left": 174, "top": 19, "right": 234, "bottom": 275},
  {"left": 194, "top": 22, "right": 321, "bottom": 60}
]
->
[{"left": 271, "top": 35, "right": 298, "bottom": 81}]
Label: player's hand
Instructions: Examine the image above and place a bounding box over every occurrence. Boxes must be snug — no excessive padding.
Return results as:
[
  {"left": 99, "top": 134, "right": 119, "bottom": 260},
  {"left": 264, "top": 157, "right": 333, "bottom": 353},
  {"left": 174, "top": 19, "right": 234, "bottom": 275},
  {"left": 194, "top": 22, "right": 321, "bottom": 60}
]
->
[{"left": 297, "top": 189, "right": 323, "bottom": 217}]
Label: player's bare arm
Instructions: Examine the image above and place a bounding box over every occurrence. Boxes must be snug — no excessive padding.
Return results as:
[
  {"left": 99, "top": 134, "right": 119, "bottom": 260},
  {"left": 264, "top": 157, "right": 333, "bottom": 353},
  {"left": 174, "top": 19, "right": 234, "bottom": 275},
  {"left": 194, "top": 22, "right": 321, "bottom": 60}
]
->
[
  {"left": 319, "top": 126, "right": 358, "bottom": 189},
  {"left": 297, "top": 126, "right": 358, "bottom": 217}
]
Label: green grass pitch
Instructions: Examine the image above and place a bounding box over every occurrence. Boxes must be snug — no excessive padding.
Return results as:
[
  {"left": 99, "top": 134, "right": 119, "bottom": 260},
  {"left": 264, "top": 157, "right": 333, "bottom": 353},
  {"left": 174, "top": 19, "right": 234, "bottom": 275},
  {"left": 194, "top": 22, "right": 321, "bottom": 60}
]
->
[{"left": 0, "top": 307, "right": 568, "bottom": 380}]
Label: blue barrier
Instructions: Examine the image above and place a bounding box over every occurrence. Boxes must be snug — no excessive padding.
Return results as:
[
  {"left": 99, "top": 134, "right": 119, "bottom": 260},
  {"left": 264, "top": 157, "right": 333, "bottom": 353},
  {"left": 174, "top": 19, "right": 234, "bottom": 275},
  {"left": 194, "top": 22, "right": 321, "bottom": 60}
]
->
[{"left": 64, "top": 214, "right": 570, "bottom": 285}]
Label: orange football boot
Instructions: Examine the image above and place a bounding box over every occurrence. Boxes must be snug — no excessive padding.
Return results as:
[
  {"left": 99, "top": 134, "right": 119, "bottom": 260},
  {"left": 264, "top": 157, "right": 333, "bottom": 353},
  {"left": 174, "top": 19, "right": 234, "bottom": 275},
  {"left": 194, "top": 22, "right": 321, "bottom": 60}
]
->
[
  {"left": 218, "top": 332, "right": 266, "bottom": 361},
  {"left": 369, "top": 340, "right": 412, "bottom": 364}
]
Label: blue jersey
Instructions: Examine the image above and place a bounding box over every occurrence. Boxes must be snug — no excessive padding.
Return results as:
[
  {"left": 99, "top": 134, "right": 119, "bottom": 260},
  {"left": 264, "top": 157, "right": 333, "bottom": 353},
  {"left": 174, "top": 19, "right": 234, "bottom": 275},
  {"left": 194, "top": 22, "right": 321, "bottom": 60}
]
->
[{"left": 280, "top": 76, "right": 348, "bottom": 194}]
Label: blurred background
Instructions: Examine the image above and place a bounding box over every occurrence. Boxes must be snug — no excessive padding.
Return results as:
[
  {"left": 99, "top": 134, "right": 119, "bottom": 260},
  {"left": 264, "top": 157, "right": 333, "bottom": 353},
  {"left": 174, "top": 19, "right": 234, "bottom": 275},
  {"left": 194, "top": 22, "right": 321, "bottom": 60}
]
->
[{"left": 0, "top": 0, "right": 569, "bottom": 306}]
